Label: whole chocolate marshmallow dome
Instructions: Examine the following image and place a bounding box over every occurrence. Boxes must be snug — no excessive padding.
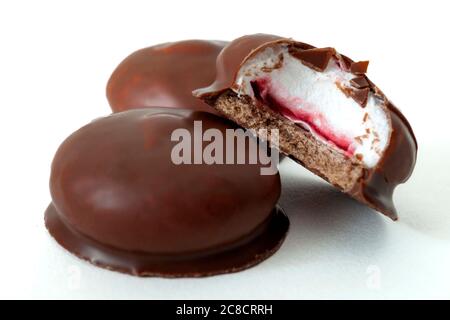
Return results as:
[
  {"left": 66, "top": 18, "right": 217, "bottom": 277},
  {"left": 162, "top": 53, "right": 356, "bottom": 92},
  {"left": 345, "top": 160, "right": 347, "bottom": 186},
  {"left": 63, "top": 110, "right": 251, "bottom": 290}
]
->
[
  {"left": 106, "top": 40, "right": 226, "bottom": 113},
  {"left": 46, "top": 108, "right": 288, "bottom": 277}
]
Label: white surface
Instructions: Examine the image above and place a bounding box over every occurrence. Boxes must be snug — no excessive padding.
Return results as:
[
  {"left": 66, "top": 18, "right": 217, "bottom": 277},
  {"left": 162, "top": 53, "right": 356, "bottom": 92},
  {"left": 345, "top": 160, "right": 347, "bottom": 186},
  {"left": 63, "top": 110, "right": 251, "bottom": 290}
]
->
[{"left": 0, "top": 0, "right": 449, "bottom": 299}]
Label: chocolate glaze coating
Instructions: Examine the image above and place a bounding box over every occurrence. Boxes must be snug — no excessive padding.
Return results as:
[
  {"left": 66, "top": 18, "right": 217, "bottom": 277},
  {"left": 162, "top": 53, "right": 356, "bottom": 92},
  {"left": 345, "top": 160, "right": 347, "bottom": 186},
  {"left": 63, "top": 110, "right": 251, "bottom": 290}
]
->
[
  {"left": 349, "top": 101, "right": 417, "bottom": 219},
  {"left": 45, "top": 204, "right": 288, "bottom": 277},
  {"left": 194, "top": 34, "right": 417, "bottom": 219},
  {"left": 106, "top": 40, "right": 226, "bottom": 113},
  {"left": 46, "top": 108, "right": 288, "bottom": 277},
  {"left": 194, "top": 34, "right": 288, "bottom": 99}
]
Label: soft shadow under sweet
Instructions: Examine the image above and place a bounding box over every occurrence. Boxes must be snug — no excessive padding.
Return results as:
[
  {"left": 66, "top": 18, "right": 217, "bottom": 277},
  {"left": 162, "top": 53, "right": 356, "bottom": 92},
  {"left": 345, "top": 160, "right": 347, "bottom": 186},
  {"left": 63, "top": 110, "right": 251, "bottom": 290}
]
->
[
  {"left": 394, "top": 150, "right": 450, "bottom": 240},
  {"left": 278, "top": 162, "right": 388, "bottom": 261}
]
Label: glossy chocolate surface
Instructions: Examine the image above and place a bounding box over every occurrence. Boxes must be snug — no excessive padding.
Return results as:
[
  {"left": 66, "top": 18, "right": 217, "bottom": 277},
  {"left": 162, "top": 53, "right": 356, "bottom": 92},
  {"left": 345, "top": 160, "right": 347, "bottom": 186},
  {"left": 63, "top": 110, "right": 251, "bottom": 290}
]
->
[
  {"left": 45, "top": 204, "right": 288, "bottom": 277},
  {"left": 107, "top": 40, "right": 226, "bottom": 113},
  {"left": 46, "top": 108, "right": 288, "bottom": 276},
  {"left": 349, "top": 101, "right": 417, "bottom": 219},
  {"left": 194, "top": 34, "right": 287, "bottom": 100},
  {"left": 194, "top": 34, "right": 418, "bottom": 219}
]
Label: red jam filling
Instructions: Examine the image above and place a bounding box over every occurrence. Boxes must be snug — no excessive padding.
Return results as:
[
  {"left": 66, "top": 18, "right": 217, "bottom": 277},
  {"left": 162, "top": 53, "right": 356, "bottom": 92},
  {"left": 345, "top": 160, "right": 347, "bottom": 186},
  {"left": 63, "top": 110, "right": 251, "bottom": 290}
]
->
[{"left": 251, "top": 77, "right": 355, "bottom": 156}]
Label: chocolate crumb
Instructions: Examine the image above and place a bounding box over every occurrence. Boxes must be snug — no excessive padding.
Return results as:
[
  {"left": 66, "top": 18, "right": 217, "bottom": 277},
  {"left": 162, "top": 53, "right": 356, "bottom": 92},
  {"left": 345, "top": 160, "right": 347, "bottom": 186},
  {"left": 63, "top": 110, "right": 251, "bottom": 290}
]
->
[
  {"left": 351, "top": 61, "right": 369, "bottom": 74},
  {"left": 273, "top": 53, "right": 284, "bottom": 69},
  {"left": 261, "top": 53, "right": 284, "bottom": 72},
  {"left": 363, "top": 113, "right": 369, "bottom": 123},
  {"left": 335, "top": 81, "right": 352, "bottom": 97}
]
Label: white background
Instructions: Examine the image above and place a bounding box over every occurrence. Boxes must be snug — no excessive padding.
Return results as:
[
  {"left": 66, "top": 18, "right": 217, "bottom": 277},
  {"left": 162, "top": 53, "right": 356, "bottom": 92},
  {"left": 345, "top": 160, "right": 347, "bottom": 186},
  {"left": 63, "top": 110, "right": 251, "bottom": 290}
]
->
[{"left": 1, "top": 0, "right": 449, "bottom": 299}]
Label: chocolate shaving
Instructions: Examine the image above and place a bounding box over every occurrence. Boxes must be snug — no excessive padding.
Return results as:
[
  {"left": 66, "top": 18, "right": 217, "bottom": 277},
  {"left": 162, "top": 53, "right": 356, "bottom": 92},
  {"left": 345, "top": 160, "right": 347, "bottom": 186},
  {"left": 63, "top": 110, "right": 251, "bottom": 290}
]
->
[
  {"left": 350, "top": 61, "right": 369, "bottom": 74},
  {"left": 350, "top": 76, "right": 370, "bottom": 89},
  {"left": 350, "top": 87, "right": 370, "bottom": 107},
  {"left": 335, "top": 81, "right": 352, "bottom": 97},
  {"left": 261, "top": 53, "right": 284, "bottom": 72},
  {"left": 288, "top": 47, "right": 336, "bottom": 72},
  {"left": 363, "top": 113, "right": 369, "bottom": 122},
  {"left": 337, "top": 54, "right": 352, "bottom": 71}
]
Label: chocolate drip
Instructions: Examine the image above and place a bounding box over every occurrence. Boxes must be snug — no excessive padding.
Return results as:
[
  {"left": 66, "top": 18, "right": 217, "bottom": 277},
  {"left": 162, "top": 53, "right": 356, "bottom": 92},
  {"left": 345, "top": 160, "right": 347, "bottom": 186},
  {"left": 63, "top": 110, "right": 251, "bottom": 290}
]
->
[
  {"left": 351, "top": 101, "right": 417, "bottom": 219},
  {"left": 45, "top": 204, "right": 289, "bottom": 277}
]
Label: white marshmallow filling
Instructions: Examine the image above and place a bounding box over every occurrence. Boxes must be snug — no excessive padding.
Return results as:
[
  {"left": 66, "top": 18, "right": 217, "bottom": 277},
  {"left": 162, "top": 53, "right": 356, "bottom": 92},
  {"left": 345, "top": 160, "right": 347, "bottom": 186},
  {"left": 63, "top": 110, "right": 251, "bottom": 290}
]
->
[{"left": 234, "top": 45, "right": 390, "bottom": 168}]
